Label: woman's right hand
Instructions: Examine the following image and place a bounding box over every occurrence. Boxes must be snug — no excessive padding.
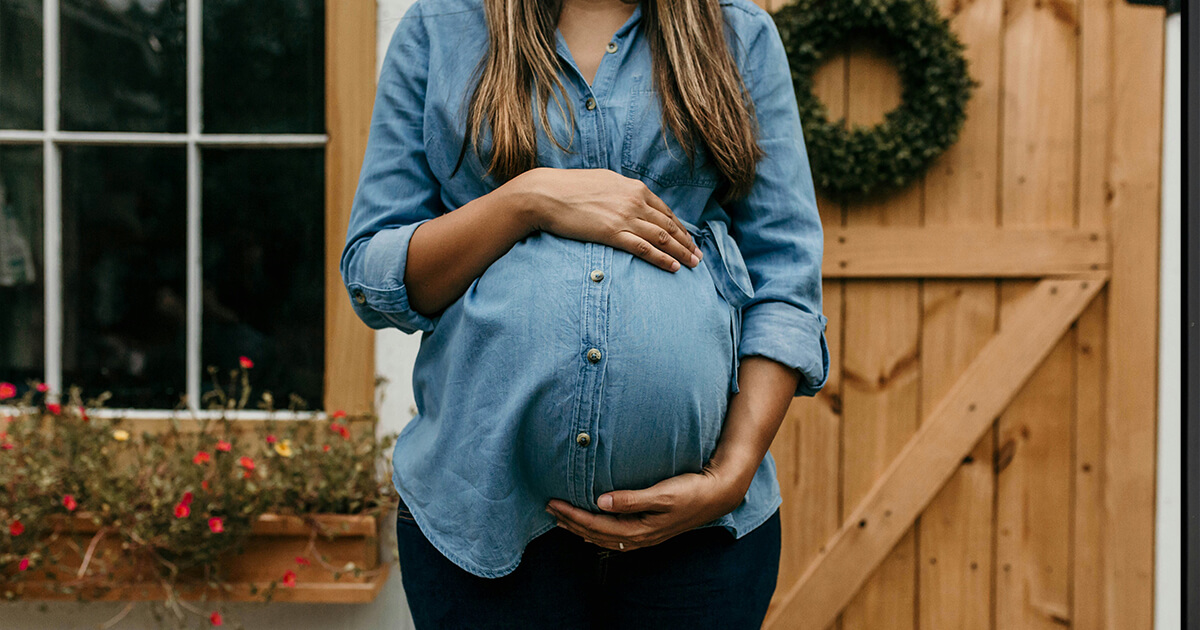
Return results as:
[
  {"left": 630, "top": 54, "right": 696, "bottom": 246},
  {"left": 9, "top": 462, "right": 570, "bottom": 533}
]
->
[{"left": 510, "top": 167, "right": 702, "bottom": 272}]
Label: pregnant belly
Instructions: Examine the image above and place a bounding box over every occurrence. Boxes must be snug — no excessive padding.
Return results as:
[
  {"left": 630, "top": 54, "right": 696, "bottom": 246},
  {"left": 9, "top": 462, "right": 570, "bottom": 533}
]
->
[{"left": 419, "top": 230, "right": 736, "bottom": 508}]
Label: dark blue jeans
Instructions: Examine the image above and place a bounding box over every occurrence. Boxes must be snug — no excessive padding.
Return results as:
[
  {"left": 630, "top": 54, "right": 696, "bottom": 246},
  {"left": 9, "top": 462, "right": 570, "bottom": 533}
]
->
[{"left": 395, "top": 496, "right": 781, "bottom": 629}]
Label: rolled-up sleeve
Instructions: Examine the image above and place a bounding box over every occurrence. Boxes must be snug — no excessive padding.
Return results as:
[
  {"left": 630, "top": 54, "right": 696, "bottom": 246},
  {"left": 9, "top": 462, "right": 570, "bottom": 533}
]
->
[
  {"left": 340, "top": 1, "right": 441, "bottom": 335},
  {"left": 727, "top": 11, "right": 830, "bottom": 397}
]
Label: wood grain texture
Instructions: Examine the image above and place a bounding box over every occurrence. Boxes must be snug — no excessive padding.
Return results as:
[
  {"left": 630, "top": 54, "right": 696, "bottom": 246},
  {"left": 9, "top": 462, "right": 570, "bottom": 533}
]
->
[
  {"left": 768, "top": 281, "right": 844, "bottom": 624},
  {"left": 916, "top": 0, "right": 1003, "bottom": 626},
  {"left": 1074, "top": 1, "right": 1115, "bottom": 626},
  {"left": 765, "top": 12, "right": 847, "bottom": 627},
  {"left": 765, "top": 277, "right": 1105, "bottom": 630},
  {"left": 324, "top": 0, "right": 378, "bottom": 415},
  {"left": 732, "top": 1, "right": 1160, "bottom": 628},
  {"left": 823, "top": 227, "right": 1108, "bottom": 277},
  {"left": 1103, "top": 1, "right": 1163, "bottom": 627},
  {"left": 839, "top": 32, "right": 923, "bottom": 630},
  {"left": 994, "top": 0, "right": 1079, "bottom": 626}
]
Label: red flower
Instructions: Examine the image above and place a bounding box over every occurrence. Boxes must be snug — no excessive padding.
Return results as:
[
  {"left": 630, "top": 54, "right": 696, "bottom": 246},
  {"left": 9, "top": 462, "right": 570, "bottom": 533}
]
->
[
  {"left": 295, "top": 556, "right": 310, "bottom": 567},
  {"left": 265, "top": 434, "right": 277, "bottom": 445},
  {"left": 174, "top": 503, "right": 190, "bottom": 519},
  {"left": 239, "top": 356, "right": 254, "bottom": 369},
  {"left": 1, "top": 442, "right": 12, "bottom": 451},
  {"left": 35, "top": 382, "right": 49, "bottom": 393},
  {"left": 209, "top": 611, "right": 223, "bottom": 626},
  {"left": 78, "top": 406, "right": 89, "bottom": 422},
  {"left": 46, "top": 402, "right": 61, "bottom": 415},
  {"left": 181, "top": 491, "right": 194, "bottom": 505},
  {"left": 0, "top": 383, "right": 15, "bottom": 400},
  {"left": 18, "top": 557, "right": 29, "bottom": 571},
  {"left": 216, "top": 440, "right": 232, "bottom": 452},
  {"left": 63, "top": 495, "right": 78, "bottom": 512},
  {"left": 208, "top": 517, "right": 224, "bottom": 533},
  {"left": 238, "top": 456, "right": 255, "bottom": 470},
  {"left": 10, "top": 520, "right": 24, "bottom": 536},
  {"left": 329, "top": 423, "right": 350, "bottom": 440},
  {"left": 281, "top": 569, "right": 297, "bottom": 588},
  {"left": 201, "top": 480, "right": 210, "bottom": 491},
  {"left": 322, "top": 444, "right": 331, "bottom": 453},
  {"left": 332, "top": 410, "right": 347, "bottom": 419},
  {"left": 193, "top": 451, "right": 211, "bottom": 465}
]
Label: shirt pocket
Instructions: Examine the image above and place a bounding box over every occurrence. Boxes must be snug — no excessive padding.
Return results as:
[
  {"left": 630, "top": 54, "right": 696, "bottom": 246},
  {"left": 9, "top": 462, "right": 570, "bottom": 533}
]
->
[{"left": 621, "top": 86, "right": 720, "bottom": 189}]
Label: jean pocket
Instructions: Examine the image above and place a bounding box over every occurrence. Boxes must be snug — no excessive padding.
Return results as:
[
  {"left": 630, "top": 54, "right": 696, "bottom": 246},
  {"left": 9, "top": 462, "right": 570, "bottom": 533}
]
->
[{"left": 396, "top": 496, "right": 418, "bottom": 525}]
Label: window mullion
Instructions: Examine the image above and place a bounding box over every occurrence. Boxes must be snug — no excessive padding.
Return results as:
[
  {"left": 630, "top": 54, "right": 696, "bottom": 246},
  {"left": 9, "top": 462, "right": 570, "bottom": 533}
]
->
[
  {"left": 44, "top": 0, "right": 61, "bottom": 401},
  {"left": 186, "top": 0, "right": 202, "bottom": 412}
]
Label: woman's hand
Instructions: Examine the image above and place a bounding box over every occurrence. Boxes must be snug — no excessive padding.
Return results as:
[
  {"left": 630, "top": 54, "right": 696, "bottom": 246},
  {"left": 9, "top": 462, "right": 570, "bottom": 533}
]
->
[
  {"left": 545, "top": 460, "right": 748, "bottom": 552},
  {"left": 512, "top": 167, "right": 702, "bottom": 273}
]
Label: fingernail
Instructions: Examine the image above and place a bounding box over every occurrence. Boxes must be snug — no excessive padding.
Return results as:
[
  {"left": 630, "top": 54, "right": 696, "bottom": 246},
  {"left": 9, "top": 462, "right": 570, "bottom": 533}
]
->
[
  {"left": 670, "top": 260, "right": 680, "bottom": 271},
  {"left": 690, "top": 253, "right": 699, "bottom": 267},
  {"left": 598, "top": 495, "right": 613, "bottom": 510}
]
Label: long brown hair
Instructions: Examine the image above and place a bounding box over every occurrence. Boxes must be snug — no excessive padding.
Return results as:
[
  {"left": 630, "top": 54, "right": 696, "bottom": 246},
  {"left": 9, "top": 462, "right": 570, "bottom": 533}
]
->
[{"left": 451, "top": 0, "right": 764, "bottom": 204}]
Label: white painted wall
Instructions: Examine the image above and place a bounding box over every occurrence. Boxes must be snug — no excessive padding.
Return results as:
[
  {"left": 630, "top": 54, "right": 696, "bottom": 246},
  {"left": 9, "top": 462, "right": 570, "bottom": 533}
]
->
[{"left": 1154, "top": 10, "right": 1181, "bottom": 630}]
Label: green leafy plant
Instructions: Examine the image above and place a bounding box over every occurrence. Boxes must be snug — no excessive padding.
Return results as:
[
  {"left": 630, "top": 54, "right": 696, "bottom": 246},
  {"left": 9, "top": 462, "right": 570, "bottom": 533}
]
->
[
  {"left": 0, "top": 358, "right": 397, "bottom": 629},
  {"left": 772, "top": 0, "right": 980, "bottom": 199}
]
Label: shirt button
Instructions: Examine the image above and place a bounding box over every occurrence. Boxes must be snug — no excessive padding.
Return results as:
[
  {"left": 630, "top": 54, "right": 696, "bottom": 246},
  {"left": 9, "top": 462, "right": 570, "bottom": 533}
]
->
[
  {"left": 587, "top": 348, "right": 602, "bottom": 363},
  {"left": 353, "top": 291, "right": 366, "bottom": 304},
  {"left": 585, "top": 97, "right": 596, "bottom": 110},
  {"left": 606, "top": 41, "right": 618, "bottom": 53},
  {"left": 576, "top": 432, "right": 591, "bottom": 447},
  {"left": 589, "top": 269, "right": 604, "bottom": 282}
]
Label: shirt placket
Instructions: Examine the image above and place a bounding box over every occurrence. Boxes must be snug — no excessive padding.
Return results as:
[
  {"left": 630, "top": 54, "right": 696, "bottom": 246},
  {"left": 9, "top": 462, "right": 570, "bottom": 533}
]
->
[{"left": 553, "top": 22, "right": 632, "bottom": 510}]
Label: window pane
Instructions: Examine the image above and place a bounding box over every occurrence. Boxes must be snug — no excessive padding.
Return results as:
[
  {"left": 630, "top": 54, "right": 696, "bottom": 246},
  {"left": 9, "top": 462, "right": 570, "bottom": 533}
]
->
[
  {"left": 60, "top": 0, "right": 187, "bottom": 132},
  {"left": 0, "top": 0, "right": 43, "bottom": 129},
  {"left": 62, "top": 146, "right": 186, "bottom": 408},
  {"left": 0, "top": 146, "right": 44, "bottom": 394},
  {"left": 203, "top": 0, "right": 324, "bottom": 134},
  {"left": 202, "top": 149, "right": 323, "bottom": 409}
]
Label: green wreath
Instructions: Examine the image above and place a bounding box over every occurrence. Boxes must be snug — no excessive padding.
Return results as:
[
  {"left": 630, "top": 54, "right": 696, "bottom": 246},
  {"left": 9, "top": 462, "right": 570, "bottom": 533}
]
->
[{"left": 770, "top": 0, "right": 979, "bottom": 199}]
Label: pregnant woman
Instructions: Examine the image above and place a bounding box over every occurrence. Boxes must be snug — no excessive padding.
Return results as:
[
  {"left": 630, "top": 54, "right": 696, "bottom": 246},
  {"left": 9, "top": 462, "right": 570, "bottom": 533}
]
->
[{"left": 341, "top": 0, "right": 829, "bottom": 626}]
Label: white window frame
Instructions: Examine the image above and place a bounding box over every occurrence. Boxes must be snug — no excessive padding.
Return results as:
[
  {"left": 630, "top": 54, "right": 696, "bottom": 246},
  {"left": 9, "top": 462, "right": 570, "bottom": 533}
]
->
[{"left": 0, "top": 0, "right": 329, "bottom": 420}]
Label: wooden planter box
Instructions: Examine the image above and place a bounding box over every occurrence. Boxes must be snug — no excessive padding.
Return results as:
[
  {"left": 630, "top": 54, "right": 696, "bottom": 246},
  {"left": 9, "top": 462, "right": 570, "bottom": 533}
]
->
[{"left": 10, "top": 513, "right": 389, "bottom": 604}]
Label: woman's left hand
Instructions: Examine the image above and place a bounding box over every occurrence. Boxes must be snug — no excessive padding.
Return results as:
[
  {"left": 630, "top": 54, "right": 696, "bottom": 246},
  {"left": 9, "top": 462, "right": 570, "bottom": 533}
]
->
[{"left": 545, "top": 464, "right": 748, "bottom": 552}]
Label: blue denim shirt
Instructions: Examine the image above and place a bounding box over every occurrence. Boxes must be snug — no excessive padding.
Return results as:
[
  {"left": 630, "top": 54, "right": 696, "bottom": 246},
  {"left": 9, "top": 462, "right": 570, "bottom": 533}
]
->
[{"left": 341, "top": 0, "right": 829, "bottom": 578}]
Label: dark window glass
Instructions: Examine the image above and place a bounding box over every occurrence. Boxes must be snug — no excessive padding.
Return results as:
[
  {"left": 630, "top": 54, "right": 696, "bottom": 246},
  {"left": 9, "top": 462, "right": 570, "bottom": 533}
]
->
[
  {"left": 60, "top": 0, "right": 187, "bottom": 132},
  {"left": 0, "top": 146, "right": 44, "bottom": 394},
  {"left": 201, "top": 149, "right": 323, "bottom": 409},
  {"left": 61, "top": 146, "right": 186, "bottom": 408},
  {"left": 0, "top": 0, "right": 43, "bottom": 129},
  {"left": 203, "top": 0, "right": 324, "bottom": 134}
]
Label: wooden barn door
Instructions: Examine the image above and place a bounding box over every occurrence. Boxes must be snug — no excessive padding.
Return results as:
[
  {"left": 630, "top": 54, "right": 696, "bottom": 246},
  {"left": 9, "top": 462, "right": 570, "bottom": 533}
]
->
[{"left": 757, "top": 0, "right": 1165, "bottom": 629}]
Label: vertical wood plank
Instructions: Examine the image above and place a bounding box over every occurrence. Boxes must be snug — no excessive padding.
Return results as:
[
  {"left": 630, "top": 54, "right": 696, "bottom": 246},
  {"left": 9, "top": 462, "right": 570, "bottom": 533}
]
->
[
  {"left": 769, "top": 281, "right": 844, "bottom": 624},
  {"left": 839, "top": 34, "right": 922, "bottom": 630},
  {"left": 767, "top": 1, "right": 846, "bottom": 620},
  {"left": 1074, "top": 1, "right": 1114, "bottom": 626},
  {"left": 324, "top": 0, "right": 377, "bottom": 415},
  {"left": 1103, "top": 2, "right": 1163, "bottom": 628},
  {"left": 918, "top": 0, "right": 1003, "bottom": 627},
  {"left": 995, "top": 0, "right": 1078, "bottom": 626},
  {"left": 1073, "top": 288, "right": 1108, "bottom": 630}
]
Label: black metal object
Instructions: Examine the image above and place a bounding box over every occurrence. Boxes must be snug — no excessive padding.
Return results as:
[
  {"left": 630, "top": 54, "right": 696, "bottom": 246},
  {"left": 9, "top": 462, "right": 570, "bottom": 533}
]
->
[{"left": 1126, "top": 0, "right": 1180, "bottom": 15}]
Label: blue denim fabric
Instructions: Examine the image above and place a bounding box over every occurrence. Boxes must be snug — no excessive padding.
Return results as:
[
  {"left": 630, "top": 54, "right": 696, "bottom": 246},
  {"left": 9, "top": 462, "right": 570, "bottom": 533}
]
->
[
  {"left": 341, "top": 0, "right": 829, "bottom": 578},
  {"left": 394, "top": 495, "right": 781, "bottom": 629}
]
